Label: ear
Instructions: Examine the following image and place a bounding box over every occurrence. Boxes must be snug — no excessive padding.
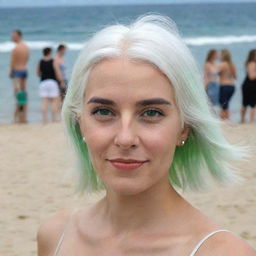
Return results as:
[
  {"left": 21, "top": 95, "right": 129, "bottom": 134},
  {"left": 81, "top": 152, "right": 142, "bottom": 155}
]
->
[{"left": 177, "top": 124, "right": 190, "bottom": 146}]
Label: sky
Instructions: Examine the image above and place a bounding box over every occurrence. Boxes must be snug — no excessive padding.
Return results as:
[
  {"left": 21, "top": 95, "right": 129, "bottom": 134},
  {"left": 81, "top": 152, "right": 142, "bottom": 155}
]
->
[{"left": 0, "top": 0, "right": 256, "bottom": 7}]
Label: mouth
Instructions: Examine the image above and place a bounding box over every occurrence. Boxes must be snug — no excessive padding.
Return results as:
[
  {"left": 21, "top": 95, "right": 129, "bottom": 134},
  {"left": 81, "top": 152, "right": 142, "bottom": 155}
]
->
[{"left": 107, "top": 158, "right": 149, "bottom": 171}]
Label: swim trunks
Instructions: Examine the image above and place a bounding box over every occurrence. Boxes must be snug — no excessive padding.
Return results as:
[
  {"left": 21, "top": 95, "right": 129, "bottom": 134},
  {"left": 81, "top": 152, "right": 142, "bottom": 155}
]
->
[
  {"left": 16, "top": 90, "right": 27, "bottom": 111},
  {"left": 11, "top": 70, "right": 28, "bottom": 79}
]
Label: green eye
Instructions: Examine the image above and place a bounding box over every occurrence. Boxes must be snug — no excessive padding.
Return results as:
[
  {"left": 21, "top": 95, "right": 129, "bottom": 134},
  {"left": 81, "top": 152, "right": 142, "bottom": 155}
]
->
[
  {"left": 143, "top": 109, "right": 163, "bottom": 117},
  {"left": 92, "top": 108, "right": 113, "bottom": 116},
  {"left": 98, "top": 109, "right": 111, "bottom": 115}
]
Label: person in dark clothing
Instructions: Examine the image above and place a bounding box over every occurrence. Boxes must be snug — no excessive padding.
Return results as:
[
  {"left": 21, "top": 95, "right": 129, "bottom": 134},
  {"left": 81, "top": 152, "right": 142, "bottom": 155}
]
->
[
  {"left": 37, "top": 47, "right": 61, "bottom": 124},
  {"left": 240, "top": 49, "right": 256, "bottom": 123}
]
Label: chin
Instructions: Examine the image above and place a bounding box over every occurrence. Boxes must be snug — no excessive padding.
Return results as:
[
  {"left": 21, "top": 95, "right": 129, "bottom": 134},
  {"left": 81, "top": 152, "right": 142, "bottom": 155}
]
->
[{"left": 105, "top": 179, "right": 151, "bottom": 196}]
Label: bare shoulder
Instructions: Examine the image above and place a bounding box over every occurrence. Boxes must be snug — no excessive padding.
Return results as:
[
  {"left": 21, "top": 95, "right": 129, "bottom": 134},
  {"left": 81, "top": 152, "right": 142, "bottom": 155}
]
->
[
  {"left": 196, "top": 231, "right": 256, "bottom": 256},
  {"left": 37, "top": 210, "right": 72, "bottom": 256}
]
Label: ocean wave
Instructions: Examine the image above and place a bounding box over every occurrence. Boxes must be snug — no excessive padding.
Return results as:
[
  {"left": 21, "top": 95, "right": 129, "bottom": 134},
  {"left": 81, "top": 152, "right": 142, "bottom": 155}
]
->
[
  {"left": 0, "top": 41, "right": 84, "bottom": 52},
  {"left": 185, "top": 35, "right": 256, "bottom": 46},
  {"left": 1, "top": 35, "right": 256, "bottom": 52}
]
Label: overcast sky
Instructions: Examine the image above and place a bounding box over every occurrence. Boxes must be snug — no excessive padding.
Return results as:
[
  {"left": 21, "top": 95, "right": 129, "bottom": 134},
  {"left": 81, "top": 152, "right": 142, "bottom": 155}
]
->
[{"left": 0, "top": 0, "right": 255, "bottom": 7}]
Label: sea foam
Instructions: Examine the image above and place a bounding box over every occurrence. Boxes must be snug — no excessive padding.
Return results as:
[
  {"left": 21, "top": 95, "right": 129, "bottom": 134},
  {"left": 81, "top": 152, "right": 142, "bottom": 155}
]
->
[{"left": 1, "top": 35, "right": 256, "bottom": 52}]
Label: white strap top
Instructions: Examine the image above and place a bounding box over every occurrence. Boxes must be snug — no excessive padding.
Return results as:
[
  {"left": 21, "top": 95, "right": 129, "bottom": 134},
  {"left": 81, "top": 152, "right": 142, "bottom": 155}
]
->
[
  {"left": 189, "top": 229, "right": 230, "bottom": 256},
  {"left": 53, "top": 210, "right": 78, "bottom": 256},
  {"left": 53, "top": 211, "right": 230, "bottom": 256}
]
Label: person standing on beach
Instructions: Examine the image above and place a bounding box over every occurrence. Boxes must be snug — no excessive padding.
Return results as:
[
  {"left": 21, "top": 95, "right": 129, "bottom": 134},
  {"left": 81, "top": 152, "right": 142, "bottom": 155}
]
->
[
  {"left": 9, "top": 29, "right": 29, "bottom": 123},
  {"left": 204, "top": 49, "right": 219, "bottom": 109},
  {"left": 219, "top": 49, "right": 237, "bottom": 120},
  {"left": 55, "top": 44, "right": 67, "bottom": 103},
  {"left": 37, "top": 47, "right": 61, "bottom": 124},
  {"left": 240, "top": 49, "right": 256, "bottom": 123}
]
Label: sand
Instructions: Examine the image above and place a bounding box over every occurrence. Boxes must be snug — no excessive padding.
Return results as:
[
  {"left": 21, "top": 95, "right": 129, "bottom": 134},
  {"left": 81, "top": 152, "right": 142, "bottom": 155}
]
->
[{"left": 0, "top": 122, "right": 256, "bottom": 255}]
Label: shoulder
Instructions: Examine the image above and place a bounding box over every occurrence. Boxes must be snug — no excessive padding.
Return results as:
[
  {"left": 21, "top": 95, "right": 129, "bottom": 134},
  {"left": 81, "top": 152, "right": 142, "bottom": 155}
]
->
[
  {"left": 55, "top": 56, "right": 61, "bottom": 62},
  {"left": 53, "top": 58, "right": 60, "bottom": 66},
  {"left": 12, "top": 45, "right": 19, "bottom": 53},
  {"left": 37, "top": 210, "right": 72, "bottom": 256},
  {"left": 21, "top": 41, "right": 29, "bottom": 50},
  {"left": 196, "top": 230, "right": 256, "bottom": 256}
]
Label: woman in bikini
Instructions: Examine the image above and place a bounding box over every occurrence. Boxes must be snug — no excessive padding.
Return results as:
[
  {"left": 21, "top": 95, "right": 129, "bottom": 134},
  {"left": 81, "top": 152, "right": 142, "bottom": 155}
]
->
[
  {"left": 37, "top": 15, "right": 256, "bottom": 256},
  {"left": 219, "top": 49, "right": 237, "bottom": 120},
  {"left": 204, "top": 49, "right": 219, "bottom": 108}
]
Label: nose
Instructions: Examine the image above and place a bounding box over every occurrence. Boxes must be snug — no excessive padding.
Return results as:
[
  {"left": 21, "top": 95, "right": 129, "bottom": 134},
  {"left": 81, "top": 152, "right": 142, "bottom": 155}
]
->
[{"left": 114, "top": 118, "right": 139, "bottom": 149}]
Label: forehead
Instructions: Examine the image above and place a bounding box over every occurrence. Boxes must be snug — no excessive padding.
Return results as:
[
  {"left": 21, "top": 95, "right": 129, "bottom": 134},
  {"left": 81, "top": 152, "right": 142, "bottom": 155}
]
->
[{"left": 85, "top": 58, "right": 175, "bottom": 102}]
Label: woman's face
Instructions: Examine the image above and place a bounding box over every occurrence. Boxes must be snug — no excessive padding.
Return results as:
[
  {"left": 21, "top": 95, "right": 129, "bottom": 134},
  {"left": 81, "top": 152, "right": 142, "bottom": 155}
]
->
[{"left": 80, "top": 58, "right": 189, "bottom": 195}]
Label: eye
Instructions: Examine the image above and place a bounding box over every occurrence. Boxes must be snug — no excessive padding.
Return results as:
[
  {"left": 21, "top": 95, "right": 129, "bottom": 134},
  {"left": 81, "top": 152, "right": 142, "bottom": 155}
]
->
[
  {"left": 92, "top": 108, "right": 112, "bottom": 116},
  {"left": 91, "top": 107, "right": 115, "bottom": 120},
  {"left": 141, "top": 109, "right": 164, "bottom": 118}
]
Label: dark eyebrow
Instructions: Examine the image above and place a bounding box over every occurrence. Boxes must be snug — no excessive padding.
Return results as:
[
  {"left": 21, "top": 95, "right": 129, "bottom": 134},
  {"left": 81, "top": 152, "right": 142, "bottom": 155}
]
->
[
  {"left": 87, "top": 97, "right": 171, "bottom": 106},
  {"left": 87, "top": 97, "right": 116, "bottom": 106},
  {"left": 135, "top": 98, "right": 171, "bottom": 106}
]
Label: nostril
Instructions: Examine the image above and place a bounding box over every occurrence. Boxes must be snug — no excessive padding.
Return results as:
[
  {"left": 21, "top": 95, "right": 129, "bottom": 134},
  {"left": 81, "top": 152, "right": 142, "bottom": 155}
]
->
[{"left": 114, "top": 137, "right": 138, "bottom": 149}]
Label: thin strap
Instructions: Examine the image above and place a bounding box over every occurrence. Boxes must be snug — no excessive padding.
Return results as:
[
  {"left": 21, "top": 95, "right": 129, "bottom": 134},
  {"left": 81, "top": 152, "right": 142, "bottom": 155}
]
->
[
  {"left": 53, "top": 209, "right": 79, "bottom": 256},
  {"left": 189, "top": 230, "right": 230, "bottom": 256}
]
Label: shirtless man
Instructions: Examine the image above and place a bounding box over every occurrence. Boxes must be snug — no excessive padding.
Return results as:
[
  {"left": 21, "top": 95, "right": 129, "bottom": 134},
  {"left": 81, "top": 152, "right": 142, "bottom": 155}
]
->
[{"left": 10, "top": 30, "right": 29, "bottom": 123}]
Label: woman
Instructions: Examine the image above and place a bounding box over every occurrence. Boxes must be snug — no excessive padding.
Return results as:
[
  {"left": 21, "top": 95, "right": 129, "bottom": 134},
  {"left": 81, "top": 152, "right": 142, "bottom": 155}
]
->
[
  {"left": 37, "top": 47, "right": 61, "bottom": 124},
  {"left": 204, "top": 49, "right": 219, "bottom": 107},
  {"left": 37, "top": 15, "right": 256, "bottom": 255},
  {"left": 219, "top": 49, "right": 237, "bottom": 120},
  {"left": 240, "top": 49, "right": 256, "bottom": 123}
]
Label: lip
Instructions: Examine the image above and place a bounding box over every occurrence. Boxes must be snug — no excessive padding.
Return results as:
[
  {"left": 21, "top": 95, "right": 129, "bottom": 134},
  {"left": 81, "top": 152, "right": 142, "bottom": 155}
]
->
[{"left": 108, "top": 158, "right": 149, "bottom": 171}]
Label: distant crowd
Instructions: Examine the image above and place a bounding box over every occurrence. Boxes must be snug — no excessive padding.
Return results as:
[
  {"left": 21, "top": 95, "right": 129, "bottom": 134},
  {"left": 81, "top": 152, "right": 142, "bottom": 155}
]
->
[
  {"left": 8, "top": 30, "right": 256, "bottom": 124},
  {"left": 204, "top": 48, "right": 256, "bottom": 123},
  {"left": 9, "top": 29, "right": 67, "bottom": 124}
]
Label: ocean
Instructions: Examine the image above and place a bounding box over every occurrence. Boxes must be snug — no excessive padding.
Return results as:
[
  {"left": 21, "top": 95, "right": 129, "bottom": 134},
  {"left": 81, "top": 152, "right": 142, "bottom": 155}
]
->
[{"left": 0, "top": 3, "right": 256, "bottom": 123}]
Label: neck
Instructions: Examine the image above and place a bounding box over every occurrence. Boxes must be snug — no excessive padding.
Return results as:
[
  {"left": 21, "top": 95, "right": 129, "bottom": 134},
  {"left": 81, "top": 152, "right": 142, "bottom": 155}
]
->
[
  {"left": 44, "top": 56, "right": 51, "bottom": 60},
  {"left": 96, "top": 179, "right": 187, "bottom": 235}
]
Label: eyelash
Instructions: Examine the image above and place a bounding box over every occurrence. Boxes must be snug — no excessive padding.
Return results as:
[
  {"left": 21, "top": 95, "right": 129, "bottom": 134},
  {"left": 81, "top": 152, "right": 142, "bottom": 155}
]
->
[{"left": 90, "top": 107, "right": 165, "bottom": 120}]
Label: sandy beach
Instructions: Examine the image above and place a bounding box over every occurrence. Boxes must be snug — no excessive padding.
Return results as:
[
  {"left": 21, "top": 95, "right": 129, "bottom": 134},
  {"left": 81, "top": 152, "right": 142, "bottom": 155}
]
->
[{"left": 0, "top": 122, "right": 256, "bottom": 255}]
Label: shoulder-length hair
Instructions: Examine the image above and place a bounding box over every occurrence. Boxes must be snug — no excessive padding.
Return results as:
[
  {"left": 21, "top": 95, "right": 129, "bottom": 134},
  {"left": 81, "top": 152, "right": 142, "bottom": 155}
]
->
[
  {"left": 221, "top": 49, "right": 236, "bottom": 77},
  {"left": 205, "top": 49, "right": 217, "bottom": 63},
  {"left": 62, "top": 14, "right": 246, "bottom": 193}
]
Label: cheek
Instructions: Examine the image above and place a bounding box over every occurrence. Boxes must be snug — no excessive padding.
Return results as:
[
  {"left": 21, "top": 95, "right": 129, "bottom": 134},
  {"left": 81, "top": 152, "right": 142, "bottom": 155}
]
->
[
  {"left": 81, "top": 122, "right": 112, "bottom": 158},
  {"left": 142, "top": 123, "right": 180, "bottom": 163}
]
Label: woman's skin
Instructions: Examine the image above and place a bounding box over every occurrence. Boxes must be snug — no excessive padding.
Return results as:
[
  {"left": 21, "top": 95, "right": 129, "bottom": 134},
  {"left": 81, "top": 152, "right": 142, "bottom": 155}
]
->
[
  {"left": 219, "top": 53, "right": 237, "bottom": 120},
  {"left": 204, "top": 52, "right": 219, "bottom": 88},
  {"left": 37, "top": 58, "right": 256, "bottom": 256}
]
